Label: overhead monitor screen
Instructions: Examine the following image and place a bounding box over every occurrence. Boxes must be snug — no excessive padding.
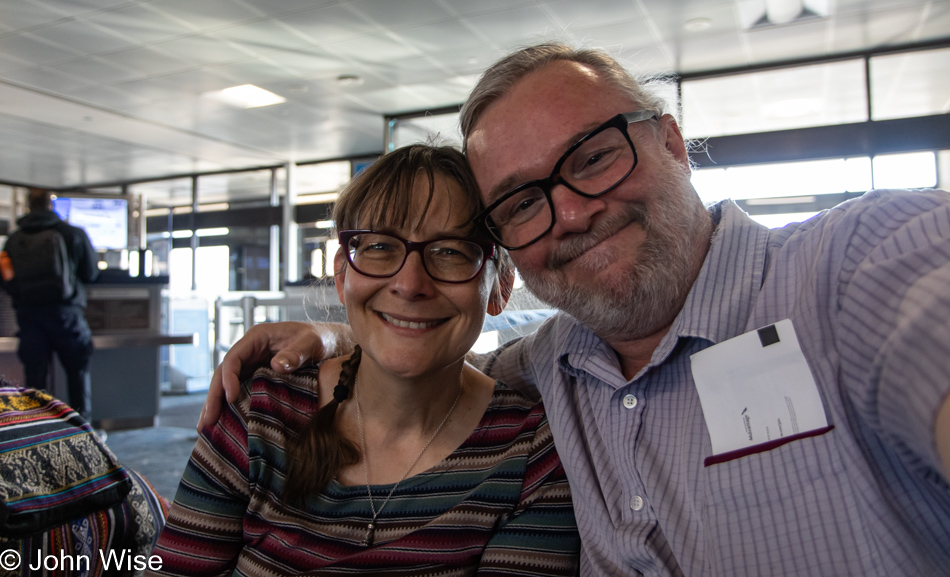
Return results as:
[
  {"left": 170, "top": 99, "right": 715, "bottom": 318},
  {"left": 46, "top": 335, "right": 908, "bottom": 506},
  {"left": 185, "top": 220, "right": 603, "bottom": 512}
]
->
[{"left": 53, "top": 197, "right": 128, "bottom": 250}]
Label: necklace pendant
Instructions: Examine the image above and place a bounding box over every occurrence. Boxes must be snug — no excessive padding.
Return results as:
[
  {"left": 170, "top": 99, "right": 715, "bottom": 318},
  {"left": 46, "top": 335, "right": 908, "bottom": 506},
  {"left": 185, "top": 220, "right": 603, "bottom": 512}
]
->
[{"left": 363, "top": 522, "right": 375, "bottom": 547}]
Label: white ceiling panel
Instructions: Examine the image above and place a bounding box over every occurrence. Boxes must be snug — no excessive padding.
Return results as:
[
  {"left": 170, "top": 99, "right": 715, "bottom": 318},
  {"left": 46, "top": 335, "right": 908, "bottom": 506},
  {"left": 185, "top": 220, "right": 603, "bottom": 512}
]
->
[
  {"left": 572, "top": 19, "right": 671, "bottom": 68},
  {"left": 347, "top": 0, "right": 455, "bottom": 30},
  {"left": 366, "top": 59, "right": 446, "bottom": 88},
  {"left": 98, "top": 46, "right": 190, "bottom": 77},
  {"left": 103, "top": 76, "right": 194, "bottom": 105},
  {"left": 210, "top": 18, "right": 317, "bottom": 53},
  {"left": 31, "top": 0, "right": 136, "bottom": 16},
  {"left": 395, "top": 19, "right": 486, "bottom": 54},
  {"left": 866, "top": 4, "right": 938, "bottom": 44},
  {"left": 679, "top": 33, "right": 749, "bottom": 71},
  {"left": 0, "top": 0, "right": 945, "bottom": 189},
  {"left": 0, "top": 52, "right": 29, "bottom": 74},
  {"left": 46, "top": 56, "right": 140, "bottom": 85},
  {"left": 273, "top": 4, "right": 380, "bottom": 45},
  {"left": 543, "top": 0, "right": 643, "bottom": 30},
  {"left": 69, "top": 84, "right": 149, "bottom": 109},
  {"left": 236, "top": 0, "right": 340, "bottom": 14},
  {"left": 327, "top": 33, "right": 421, "bottom": 63},
  {"left": 27, "top": 19, "right": 137, "bottom": 54},
  {"left": 423, "top": 48, "right": 503, "bottom": 75},
  {"left": 151, "top": 35, "right": 257, "bottom": 65},
  {"left": 2, "top": 65, "right": 94, "bottom": 94},
  {"left": 744, "top": 20, "right": 833, "bottom": 61},
  {"left": 1, "top": 1, "right": 64, "bottom": 29},
  {"left": 210, "top": 58, "right": 301, "bottom": 86},
  {"left": 82, "top": 4, "right": 195, "bottom": 43},
  {"left": 462, "top": 4, "right": 561, "bottom": 46},
  {"left": 144, "top": 67, "right": 241, "bottom": 95},
  {"left": 144, "top": 0, "right": 260, "bottom": 32},
  {"left": 437, "top": 0, "right": 539, "bottom": 17},
  {"left": 257, "top": 48, "right": 351, "bottom": 78},
  {"left": 0, "top": 34, "right": 81, "bottom": 65}
]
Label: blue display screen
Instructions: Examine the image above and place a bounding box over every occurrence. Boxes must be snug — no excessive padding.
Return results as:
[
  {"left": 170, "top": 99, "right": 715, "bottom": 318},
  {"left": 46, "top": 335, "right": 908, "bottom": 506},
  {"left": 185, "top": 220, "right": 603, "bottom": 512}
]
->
[{"left": 52, "top": 197, "right": 128, "bottom": 250}]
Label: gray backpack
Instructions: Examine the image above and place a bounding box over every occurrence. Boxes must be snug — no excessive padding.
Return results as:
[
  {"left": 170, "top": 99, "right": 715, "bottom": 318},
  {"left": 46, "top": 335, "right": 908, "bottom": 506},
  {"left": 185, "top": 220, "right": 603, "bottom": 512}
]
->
[{"left": 4, "top": 226, "right": 75, "bottom": 305}]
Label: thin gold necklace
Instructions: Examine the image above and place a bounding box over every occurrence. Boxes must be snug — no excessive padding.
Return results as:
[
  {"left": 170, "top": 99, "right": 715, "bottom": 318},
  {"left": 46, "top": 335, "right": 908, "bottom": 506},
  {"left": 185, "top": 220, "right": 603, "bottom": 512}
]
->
[{"left": 354, "top": 369, "right": 463, "bottom": 547}]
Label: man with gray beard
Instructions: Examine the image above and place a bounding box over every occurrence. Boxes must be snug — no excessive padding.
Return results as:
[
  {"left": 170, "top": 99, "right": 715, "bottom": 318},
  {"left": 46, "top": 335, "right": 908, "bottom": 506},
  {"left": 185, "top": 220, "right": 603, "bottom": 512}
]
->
[{"left": 201, "top": 43, "right": 950, "bottom": 577}]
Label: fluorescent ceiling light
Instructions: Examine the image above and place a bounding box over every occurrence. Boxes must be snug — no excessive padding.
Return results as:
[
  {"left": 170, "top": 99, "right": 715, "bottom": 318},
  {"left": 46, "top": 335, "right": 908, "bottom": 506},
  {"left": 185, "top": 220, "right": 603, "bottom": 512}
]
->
[{"left": 207, "top": 84, "right": 286, "bottom": 108}]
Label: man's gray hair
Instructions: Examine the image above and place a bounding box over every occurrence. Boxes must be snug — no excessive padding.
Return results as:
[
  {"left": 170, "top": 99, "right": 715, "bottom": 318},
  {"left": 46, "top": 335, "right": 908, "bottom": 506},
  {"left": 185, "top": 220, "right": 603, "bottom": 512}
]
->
[{"left": 460, "top": 42, "right": 671, "bottom": 150}]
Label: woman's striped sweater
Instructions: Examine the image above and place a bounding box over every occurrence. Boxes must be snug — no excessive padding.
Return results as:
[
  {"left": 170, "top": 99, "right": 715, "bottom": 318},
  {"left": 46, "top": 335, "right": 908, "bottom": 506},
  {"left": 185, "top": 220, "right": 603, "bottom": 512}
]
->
[{"left": 149, "top": 366, "right": 579, "bottom": 576}]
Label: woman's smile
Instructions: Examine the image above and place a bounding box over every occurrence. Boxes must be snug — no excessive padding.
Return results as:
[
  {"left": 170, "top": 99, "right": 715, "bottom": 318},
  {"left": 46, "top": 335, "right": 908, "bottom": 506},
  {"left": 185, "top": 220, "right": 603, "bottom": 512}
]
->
[{"left": 378, "top": 311, "right": 447, "bottom": 330}]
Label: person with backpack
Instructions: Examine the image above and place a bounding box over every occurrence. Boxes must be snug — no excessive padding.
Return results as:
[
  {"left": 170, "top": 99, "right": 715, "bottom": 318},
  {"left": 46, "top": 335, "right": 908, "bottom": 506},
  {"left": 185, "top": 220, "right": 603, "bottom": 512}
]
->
[{"left": 1, "top": 188, "right": 99, "bottom": 421}]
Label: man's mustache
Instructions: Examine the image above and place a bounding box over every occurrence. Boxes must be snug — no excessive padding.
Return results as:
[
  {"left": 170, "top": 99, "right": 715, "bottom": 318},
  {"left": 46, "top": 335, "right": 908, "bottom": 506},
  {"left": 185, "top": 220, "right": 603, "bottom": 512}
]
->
[{"left": 547, "top": 203, "right": 648, "bottom": 269}]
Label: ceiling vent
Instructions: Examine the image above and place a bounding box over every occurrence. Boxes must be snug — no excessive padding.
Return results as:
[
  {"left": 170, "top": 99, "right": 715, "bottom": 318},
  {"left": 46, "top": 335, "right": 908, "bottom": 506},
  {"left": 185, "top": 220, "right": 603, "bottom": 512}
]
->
[{"left": 739, "top": 0, "right": 829, "bottom": 29}]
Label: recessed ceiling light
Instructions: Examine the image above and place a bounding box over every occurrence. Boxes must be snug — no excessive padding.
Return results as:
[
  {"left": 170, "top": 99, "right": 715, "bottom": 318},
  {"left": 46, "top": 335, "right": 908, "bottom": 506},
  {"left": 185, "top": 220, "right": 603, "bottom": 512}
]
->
[
  {"left": 205, "top": 84, "right": 286, "bottom": 108},
  {"left": 336, "top": 74, "right": 363, "bottom": 87},
  {"left": 683, "top": 17, "right": 712, "bottom": 32}
]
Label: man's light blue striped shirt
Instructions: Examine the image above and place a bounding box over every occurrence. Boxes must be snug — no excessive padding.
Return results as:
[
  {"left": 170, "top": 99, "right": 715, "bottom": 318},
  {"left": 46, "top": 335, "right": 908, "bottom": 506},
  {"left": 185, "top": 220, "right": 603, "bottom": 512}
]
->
[{"left": 484, "top": 189, "right": 950, "bottom": 576}]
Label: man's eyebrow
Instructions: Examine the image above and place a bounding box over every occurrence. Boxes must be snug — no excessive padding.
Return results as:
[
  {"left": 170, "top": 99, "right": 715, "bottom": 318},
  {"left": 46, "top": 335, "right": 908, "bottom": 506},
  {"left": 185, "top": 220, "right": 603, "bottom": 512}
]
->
[
  {"left": 484, "top": 119, "right": 609, "bottom": 204},
  {"left": 486, "top": 173, "right": 530, "bottom": 204}
]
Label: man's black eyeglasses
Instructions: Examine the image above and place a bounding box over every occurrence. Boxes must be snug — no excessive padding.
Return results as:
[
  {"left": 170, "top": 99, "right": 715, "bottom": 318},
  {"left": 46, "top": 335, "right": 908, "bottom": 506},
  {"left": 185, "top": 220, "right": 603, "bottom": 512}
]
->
[
  {"left": 475, "top": 110, "right": 658, "bottom": 250},
  {"left": 338, "top": 230, "right": 495, "bottom": 283}
]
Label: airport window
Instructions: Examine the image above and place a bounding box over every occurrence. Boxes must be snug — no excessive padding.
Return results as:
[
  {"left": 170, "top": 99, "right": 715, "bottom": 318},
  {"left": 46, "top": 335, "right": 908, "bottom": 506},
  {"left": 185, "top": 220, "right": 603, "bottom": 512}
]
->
[
  {"left": 169, "top": 245, "right": 230, "bottom": 297},
  {"left": 939, "top": 150, "right": 950, "bottom": 191},
  {"left": 681, "top": 59, "right": 868, "bottom": 138},
  {"left": 197, "top": 170, "right": 274, "bottom": 209},
  {"left": 310, "top": 248, "right": 325, "bottom": 279},
  {"left": 324, "top": 238, "right": 340, "bottom": 278},
  {"left": 691, "top": 157, "right": 872, "bottom": 204},
  {"left": 870, "top": 47, "right": 950, "bottom": 121},
  {"left": 872, "top": 152, "right": 937, "bottom": 189},
  {"left": 388, "top": 111, "right": 462, "bottom": 151},
  {"left": 295, "top": 161, "right": 351, "bottom": 203},
  {"left": 691, "top": 151, "right": 940, "bottom": 228}
]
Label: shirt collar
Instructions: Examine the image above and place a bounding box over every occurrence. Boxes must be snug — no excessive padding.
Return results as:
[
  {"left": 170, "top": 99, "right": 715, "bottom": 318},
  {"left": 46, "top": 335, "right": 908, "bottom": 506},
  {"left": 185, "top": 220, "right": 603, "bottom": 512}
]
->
[{"left": 662, "top": 200, "right": 770, "bottom": 347}]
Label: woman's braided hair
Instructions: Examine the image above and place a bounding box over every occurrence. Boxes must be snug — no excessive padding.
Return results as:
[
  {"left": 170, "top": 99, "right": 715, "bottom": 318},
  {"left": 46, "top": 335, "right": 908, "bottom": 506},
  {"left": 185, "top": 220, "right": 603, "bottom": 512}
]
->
[{"left": 285, "top": 346, "right": 362, "bottom": 503}]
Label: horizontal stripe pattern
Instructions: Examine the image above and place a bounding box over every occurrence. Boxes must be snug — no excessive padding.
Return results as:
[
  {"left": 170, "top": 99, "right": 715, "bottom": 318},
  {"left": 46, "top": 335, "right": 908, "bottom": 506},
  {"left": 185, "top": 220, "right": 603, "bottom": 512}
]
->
[{"left": 150, "top": 368, "right": 579, "bottom": 576}]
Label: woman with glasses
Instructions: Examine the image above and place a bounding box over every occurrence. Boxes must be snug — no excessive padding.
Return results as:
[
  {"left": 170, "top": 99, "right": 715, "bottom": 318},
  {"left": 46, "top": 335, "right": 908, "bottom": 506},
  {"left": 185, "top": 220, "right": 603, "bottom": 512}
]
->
[{"left": 148, "top": 145, "right": 579, "bottom": 576}]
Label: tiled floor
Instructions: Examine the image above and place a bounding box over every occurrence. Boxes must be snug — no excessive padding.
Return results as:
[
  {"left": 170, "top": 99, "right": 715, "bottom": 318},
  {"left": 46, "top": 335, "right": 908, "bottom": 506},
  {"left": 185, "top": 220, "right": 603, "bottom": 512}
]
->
[{"left": 105, "top": 392, "right": 205, "bottom": 501}]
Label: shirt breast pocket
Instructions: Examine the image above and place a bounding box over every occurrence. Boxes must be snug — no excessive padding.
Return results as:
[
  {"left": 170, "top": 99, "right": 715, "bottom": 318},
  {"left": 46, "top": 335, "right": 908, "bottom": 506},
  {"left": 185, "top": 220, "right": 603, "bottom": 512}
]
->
[{"left": 702, "top": 425, "right": 844, "bottom": 510}]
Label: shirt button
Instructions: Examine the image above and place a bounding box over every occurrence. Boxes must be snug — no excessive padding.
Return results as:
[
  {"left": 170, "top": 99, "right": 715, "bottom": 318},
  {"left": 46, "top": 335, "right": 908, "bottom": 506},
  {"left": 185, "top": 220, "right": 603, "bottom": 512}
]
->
[
  {"left": 630, "top": 495, "right": 644, "bottom": 511},
  {"left": 622, "top": 394, "right": 638, "bottom": 409}
]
